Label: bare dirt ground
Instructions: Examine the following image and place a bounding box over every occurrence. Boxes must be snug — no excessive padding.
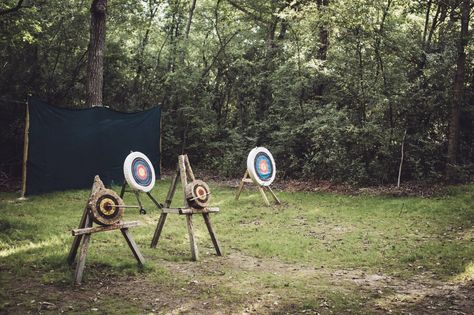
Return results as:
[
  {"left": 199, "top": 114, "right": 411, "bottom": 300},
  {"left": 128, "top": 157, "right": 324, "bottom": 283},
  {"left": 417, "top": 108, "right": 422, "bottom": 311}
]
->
[{"left": 4, "top": 250, "right": 471, "bottom": 315}]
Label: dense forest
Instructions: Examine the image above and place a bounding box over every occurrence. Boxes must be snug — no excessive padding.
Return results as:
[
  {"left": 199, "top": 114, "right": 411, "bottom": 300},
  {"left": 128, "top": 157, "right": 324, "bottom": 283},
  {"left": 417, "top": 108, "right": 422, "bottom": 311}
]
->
[{"left": 1, "top": 0, "right": 472, "bottom": 185}]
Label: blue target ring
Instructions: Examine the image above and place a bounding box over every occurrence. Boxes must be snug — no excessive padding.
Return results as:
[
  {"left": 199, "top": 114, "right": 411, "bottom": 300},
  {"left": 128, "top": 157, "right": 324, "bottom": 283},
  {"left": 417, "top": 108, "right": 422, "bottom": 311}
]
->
[
  {"left": 247, "top": 147, "right": 276, "bottom": 186},
  {"left": 254, "top": 153, "right": 273, "bottom": 181},
  {"left": 132, "top": 157, "right": 153, "bottom": 186}
]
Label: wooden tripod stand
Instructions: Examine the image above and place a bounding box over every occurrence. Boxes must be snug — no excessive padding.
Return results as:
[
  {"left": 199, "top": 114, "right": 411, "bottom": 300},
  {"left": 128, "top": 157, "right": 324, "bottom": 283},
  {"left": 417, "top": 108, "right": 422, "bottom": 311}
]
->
[
  {"left": 67, "top": 176, "right": 145, "bottom": 285},
  {"left": 150, "top": 154, "right": 222, "bottom": 261},
  {"left": 235, "top": 170, "right": 281, "bottom": 206}
]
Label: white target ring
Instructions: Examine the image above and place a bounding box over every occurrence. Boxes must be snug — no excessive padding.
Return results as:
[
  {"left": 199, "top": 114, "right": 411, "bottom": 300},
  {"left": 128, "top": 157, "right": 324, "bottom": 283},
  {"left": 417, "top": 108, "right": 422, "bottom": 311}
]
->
[
  {"left": 123, "top": 151, "right": 156, "bottom": 192},
  {"left": 246, "top": 147, "right": 276, "bottom": 186}
]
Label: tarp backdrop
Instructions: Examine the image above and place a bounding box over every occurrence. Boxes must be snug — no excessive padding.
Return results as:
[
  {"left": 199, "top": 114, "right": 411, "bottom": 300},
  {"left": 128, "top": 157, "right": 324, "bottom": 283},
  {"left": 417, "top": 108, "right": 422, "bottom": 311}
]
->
[{"left": 26, "top": 98, "right": 161, "bottom": 195}]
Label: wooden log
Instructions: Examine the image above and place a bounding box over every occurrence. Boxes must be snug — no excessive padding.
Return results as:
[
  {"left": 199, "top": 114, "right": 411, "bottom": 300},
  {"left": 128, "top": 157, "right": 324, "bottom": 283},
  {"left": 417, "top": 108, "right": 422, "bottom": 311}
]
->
[
  {"left": 121, "top": 228, "right": 145, "bottom": 265},
  {"left": 150, "top": 213, "right": 168, "bottom": 248},
  {"left": 178, "top": 155, "right": 189, "bottom": 207},
  {"left": 184, "top": 154, "right": 196, "bottom": 181},
  {"left": 186, "top": 214, "right": 198, "bottom": 261},
  {"left": 162, "top": 207, "right": 220, "bottom": 214},
  {"left": 72, "top": 221, "right": 140, "bottom": 236},
  {"left": 203, "top": 213, "right": 222, "bottom": 256}
]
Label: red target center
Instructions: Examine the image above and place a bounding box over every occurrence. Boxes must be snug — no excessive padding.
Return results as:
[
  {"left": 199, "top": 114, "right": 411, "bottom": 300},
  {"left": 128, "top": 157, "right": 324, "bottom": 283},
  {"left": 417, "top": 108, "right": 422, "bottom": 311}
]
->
[
  {"left": 258, "top": 160, "right": 269, "bottom": 174},
  {"left": 137, "top": 165, "right": 147, "bottom": 179},
  {"left": 196, "top": 187, "right": 206, "bottom": 199}
]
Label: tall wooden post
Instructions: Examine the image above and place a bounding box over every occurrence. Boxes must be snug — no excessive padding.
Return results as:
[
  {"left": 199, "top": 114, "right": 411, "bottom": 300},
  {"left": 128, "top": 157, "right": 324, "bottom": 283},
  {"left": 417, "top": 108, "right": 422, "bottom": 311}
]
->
[{"left": 19, "top": 101, "right": 30, "bottom": 200}]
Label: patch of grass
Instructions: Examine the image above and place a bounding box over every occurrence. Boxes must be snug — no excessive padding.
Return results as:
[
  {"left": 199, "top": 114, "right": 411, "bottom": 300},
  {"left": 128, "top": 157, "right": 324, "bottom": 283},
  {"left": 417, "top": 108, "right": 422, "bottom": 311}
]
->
[{"left": 0, "top": 182, "right": 473, "bottom": 314}]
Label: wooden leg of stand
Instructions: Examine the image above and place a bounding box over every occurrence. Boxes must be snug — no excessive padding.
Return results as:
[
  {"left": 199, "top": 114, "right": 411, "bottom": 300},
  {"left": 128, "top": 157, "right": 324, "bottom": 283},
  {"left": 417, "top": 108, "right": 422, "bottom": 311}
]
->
[
  {"left": 121, "top": 228, "right": 145, "bottom": 265},
  {"left": 74, "top": 233, "right": 91, "bottom": 285},
  {"left": 186, "top": 214, "right": 198, "bottom": 261},
  {"left": 165, "top": 168, "right": 179, "bottom": 207},
  {"left": 68, "top": 211, "right": 90, "bottom": 265},
  {"left": 235, "top": 170, "right": 248, "bottom": 201},
  {"left": 150, "top": 213, "right": 168, "bottom": 248},
  {"left": 258, "top": 186, "right": 270, "bottom": 206},
  {"left": 203, "top": 213, "right": 222, "bottom": 256},
  {"left": 266, "top": 186, "right": 281, "bottom": 204},
  {"left": 235, "top": 180, "right": 245, "bottom": 201}
]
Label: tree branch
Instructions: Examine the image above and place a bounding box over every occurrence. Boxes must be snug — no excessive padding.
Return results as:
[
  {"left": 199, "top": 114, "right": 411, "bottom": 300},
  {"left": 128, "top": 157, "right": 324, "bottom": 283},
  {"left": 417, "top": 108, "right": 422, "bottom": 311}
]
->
[{"left": 226, "top": 0, "right": 267, "bottom": 26}]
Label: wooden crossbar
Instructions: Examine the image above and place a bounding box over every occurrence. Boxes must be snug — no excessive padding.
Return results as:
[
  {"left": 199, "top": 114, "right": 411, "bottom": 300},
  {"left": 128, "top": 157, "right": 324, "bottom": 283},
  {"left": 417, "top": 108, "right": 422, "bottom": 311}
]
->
[
  {"left": 72, "top": 221, "right": 140, "bottom": 236},
  {"left": 162, "top": 207, "right": 220, "bottom": 215}
]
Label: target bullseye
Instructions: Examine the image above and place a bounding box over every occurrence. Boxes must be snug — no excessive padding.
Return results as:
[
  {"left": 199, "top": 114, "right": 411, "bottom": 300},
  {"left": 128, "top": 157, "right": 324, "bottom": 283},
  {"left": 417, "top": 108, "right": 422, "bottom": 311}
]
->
[
  {"left": 123, "top": 152, "right": 156, "bottom": 192},
  {"left": 185, "top": 180, "right": 211, "bottom": 209},
  {"left": 90, "top": 189, "right": 125, "bottom": 225},
  {"left": 247, "top": 147, "right": 276, "bottom": 186}
]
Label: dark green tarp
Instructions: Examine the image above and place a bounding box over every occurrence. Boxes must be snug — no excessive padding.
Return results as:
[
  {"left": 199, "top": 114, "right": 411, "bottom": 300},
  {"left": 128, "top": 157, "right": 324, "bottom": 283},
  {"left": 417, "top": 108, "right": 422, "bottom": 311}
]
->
[{"left": 26, "top": 98, "right": 160, "bottom": 195}]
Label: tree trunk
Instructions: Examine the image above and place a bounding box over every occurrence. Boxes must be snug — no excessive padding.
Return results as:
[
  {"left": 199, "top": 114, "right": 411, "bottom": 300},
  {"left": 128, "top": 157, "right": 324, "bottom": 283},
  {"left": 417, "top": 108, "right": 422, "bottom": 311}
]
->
[
  {"left": 316, "top": 0, "right": 329, "bottom": 60},
  {"left": 86, "top": 0, "right": 107, "bottom": 107},
  {"left": 446, "top": 0, "right": 470, "bottom": 180},
  {"left": 185, "top": 0, "right": 197, "bottom": 39}
]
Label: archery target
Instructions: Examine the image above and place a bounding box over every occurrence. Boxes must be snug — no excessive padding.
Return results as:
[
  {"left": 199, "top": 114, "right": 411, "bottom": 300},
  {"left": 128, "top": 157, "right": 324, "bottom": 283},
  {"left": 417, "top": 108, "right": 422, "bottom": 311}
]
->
[
  {"left": 246, "top": 147, "right": 276, "bottom": 186},
  {"left": 89, "top": 189, "right": 124, "bottom": 225},
  {"left": 185, "top": 180, "right": 211, "bottom": 209},
  {"left": 123, "top": 152, "right": 155, "bottom": 192}
]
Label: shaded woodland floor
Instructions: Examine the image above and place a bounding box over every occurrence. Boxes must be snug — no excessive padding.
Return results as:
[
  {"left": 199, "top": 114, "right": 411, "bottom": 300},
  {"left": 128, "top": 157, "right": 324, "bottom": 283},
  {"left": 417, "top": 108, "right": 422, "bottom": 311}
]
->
[{"left": 1, "top": 179, "right": 473, "bottom": 314}]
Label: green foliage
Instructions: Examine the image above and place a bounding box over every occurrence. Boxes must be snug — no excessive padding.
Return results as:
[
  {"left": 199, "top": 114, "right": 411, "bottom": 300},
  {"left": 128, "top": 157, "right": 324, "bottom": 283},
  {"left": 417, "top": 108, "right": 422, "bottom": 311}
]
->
[{"left": 0, "top": 0, "right": 473, "bottom": 184}]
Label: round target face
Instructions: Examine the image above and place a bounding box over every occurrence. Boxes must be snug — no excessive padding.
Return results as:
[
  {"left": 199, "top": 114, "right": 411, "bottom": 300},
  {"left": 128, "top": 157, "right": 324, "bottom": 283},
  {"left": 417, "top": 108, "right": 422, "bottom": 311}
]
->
[
  {"left": 123, "top": 152, "right": 156, "bottom": 192},
  {"left": 247, "top": 147, "right": 276, "bottom": 186},
  {"left": 185, "top": 180, "right": 211, "bottom": 209},
  {"left": 90, "top": 189, "right": 124, "bottom": 225}
]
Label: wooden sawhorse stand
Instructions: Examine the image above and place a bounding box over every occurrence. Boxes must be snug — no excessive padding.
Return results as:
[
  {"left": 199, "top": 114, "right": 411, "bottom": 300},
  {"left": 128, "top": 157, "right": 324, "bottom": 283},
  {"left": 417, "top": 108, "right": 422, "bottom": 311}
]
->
[
  {"left": 150, "top": 154, "right": 222, "bottom": 261},
  {"left": 235, "top": 170, "right": 281, "bottom": 206},
  {"left": 67, "top": 178, "right": 145, "bottom": 285}
]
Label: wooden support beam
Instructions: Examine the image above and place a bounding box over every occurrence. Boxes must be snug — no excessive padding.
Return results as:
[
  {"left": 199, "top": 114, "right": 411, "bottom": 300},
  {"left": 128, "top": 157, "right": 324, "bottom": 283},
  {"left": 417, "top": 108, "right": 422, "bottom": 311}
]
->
[
  {"left": 186, "top": 214, "right": 198, "bottom": 261},
  {"left": 72, "top": 221, "right": 140, "bottom": 236},
  {"left": 184, "top": 155, "right": 196, "bottom": 181},
  {"left": 68, "top": 205, "right": 91, "bottom": 265},
  {"left": 266, "top": 186, "right": 281, "bottom": 204},
  {"left": 162, "top": 207, "right": 220, "bottom": 214},
  {"left": 164, "top": 166, "right": 180, "bottom": 208},
  {"left": 150, "top": 213, "right": 168, "bottom": 248},
  {"left": 235, "top": 170, "right": 249, "bottom": 201},
  {"left": 203, "top": 213, "right": 222, "bottom": 256},
  {"left": 74, "top": 233, "right": 91, "bottom": 285},
  {"left": 178, "top": 155, "right": 188, "bottom": 206},
  {"left": 19, "top": 101, "right": 29, "bottom": 199},
  {"left": 258, "top": 186, "right": 270, "bottom": 206},
  {"left": 236, "top": 169, "right": 280, "bottom": 206},
  {"left": 121, "top": 228, "right": 145, "bottom": 265}
]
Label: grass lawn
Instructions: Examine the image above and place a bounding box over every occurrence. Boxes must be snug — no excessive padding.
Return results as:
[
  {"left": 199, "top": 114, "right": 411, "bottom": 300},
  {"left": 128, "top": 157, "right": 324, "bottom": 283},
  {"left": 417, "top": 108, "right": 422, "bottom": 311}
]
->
[{"left": 0, "top": 179, "right": 473, "bottom": 314}]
